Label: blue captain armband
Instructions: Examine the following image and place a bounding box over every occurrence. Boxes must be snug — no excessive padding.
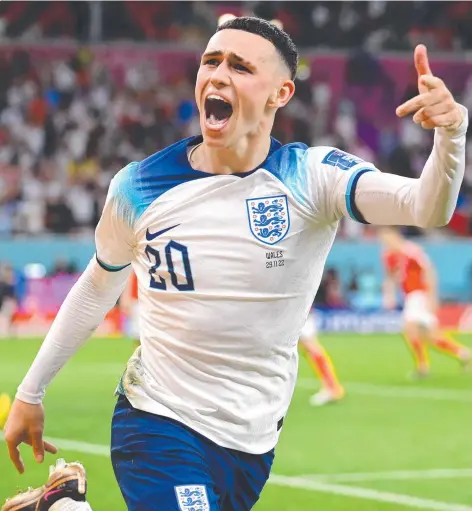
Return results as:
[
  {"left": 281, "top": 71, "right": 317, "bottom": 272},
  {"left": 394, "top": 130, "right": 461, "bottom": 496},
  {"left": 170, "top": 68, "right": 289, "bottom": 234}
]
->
[{"left": 345, "top": 168, "right": 375, "bottom": 224}]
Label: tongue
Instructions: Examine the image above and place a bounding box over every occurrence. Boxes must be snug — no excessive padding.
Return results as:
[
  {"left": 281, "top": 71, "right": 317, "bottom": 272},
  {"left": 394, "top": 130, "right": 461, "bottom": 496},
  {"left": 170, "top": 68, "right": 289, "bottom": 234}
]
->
[{"left": 208, "top": 113, "right": 227, "bottom": 126}]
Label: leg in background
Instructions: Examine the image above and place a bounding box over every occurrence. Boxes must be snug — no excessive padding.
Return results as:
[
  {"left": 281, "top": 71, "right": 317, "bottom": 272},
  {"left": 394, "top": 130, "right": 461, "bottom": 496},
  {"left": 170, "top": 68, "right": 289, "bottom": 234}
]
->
[
  {"left": 403, "top": 321, "right": 430, "bottom": 378},
  {"left": 427, "top": 329, "right": 471, "bottom": 368}
]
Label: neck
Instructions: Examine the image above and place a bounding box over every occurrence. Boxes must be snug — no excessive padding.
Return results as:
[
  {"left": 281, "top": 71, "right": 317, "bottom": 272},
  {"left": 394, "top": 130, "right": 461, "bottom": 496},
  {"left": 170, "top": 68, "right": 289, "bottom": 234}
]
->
[{"left": 193, "top": 134, "right": 272, "bottom": 175}]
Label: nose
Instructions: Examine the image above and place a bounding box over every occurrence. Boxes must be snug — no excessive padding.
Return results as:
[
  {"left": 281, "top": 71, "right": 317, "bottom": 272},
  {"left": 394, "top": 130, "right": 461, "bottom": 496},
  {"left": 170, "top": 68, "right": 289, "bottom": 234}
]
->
[{"left": 210, "top": 61, "right": 230, "bottom": 88}]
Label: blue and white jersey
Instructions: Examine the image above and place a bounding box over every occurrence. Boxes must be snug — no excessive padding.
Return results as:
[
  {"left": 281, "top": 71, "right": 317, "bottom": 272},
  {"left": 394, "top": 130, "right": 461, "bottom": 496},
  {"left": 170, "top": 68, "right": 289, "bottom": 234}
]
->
[{"left": 95, "top": 136, "right": 377, "bottom": 454}]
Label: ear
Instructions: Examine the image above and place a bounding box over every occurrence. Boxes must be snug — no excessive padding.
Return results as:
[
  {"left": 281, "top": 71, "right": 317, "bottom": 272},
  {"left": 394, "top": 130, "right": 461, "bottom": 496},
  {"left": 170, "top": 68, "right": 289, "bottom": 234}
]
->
[{"left": 267, "top": 80, "right": 296, "bottom": 109}]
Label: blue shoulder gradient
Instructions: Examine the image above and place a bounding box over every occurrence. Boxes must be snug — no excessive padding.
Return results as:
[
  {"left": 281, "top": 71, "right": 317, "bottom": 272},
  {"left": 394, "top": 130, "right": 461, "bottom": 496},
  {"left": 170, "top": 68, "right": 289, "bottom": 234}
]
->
[
  {"left": 109, "top": 137, "right": 210, "bottom": 229},
  {"left": 108, "top": 161, "right": 143, "bottom": 229},
  {"left": 263, "top": 143, "right": 311, "bottom": 209}
]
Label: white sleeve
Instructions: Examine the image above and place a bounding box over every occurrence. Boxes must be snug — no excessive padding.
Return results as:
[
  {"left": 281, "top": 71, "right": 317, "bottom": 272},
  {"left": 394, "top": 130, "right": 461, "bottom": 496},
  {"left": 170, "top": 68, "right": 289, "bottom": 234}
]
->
[
  {"left": 325, "top": 106, "right": 468, "bottom": 227},
  {"left": 16, "top": 162, "right": 141, "bottom": 404},
  {"left": 16, "top": 259, "right": 131, "bottom": 404}
]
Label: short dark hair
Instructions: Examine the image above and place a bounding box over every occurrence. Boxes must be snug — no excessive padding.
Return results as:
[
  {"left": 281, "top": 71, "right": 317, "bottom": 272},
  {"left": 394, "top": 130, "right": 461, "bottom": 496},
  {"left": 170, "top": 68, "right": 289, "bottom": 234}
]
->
[{"left": 216, "top": 16, "right": 299, "bottom": 80}]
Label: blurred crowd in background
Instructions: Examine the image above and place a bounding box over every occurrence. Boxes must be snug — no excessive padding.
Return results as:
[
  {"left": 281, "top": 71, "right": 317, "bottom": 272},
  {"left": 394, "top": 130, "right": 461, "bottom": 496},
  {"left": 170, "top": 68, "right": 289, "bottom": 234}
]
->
[
  {"left": 0, "top": 1, "right": 472, "bottom": 239},
  {"left": 1, "top": 1, "right": 472, "bottom": 50},
  {"left": 0, "top": 1, "right": 471, "bottom": 314}
]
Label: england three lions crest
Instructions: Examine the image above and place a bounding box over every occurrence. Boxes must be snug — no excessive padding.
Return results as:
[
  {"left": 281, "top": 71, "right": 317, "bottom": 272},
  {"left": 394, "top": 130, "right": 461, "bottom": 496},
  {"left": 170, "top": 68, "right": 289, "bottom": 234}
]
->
[
  {"left": 174, "top": 485, "right": 210, "bottom": 511},
  {"left": 246, "top": 194, "right": 290, "bottom": 245}
]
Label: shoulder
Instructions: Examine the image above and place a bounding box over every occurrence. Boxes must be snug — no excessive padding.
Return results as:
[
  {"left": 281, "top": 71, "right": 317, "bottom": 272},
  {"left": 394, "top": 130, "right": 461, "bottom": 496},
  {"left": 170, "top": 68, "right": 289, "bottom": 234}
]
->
[
  {"left": 309, "top": 146, "right": 374, "bottom": 172},
  {"left": 139, "top": 136, "right": 196, "bottom": 176},
  {"left": 108, "top": 136, "right": 201, "bottom": 223},
  {"left": 268, "top": 144, "right": 374, "bottom": 173},
  {"left": 108, "top": 161, "right": 140, "bottom": 199}
]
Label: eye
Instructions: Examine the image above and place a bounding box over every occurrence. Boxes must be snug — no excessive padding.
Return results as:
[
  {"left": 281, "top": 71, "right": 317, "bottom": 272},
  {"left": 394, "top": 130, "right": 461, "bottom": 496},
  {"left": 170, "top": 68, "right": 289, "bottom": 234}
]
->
[
  {"left": 234, "top": 63, "right": 250, "bottom": 73},
  {"left": 205, "top": 58, "right": 219, "bottom": 67}
]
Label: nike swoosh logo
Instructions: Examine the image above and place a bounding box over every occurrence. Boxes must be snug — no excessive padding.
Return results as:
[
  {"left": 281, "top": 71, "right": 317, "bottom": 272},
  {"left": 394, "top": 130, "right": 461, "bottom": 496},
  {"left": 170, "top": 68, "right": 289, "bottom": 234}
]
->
[
  {"left": 44, "top": 489, "right": 63, "bottom": 501},
  {"left": 146, "top": 224, "right": 180, "bottom": 241}
]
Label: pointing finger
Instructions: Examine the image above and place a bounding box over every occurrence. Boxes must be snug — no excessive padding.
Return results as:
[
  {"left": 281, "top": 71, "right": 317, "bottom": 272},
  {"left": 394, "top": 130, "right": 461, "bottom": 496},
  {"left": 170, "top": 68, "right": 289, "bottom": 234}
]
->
[
  {"left": 414, "top": 44, "right": 432, "bottom": 77},
  {"left": 396, "top": 93, "right": 433, "bottom": 117}
]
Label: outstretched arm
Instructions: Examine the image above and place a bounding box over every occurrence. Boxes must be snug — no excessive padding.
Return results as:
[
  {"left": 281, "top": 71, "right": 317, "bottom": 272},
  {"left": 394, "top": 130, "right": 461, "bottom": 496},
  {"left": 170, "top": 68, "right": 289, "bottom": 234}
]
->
[
  {"left": 4, "top": 163, "right": 138, "bottom": 473},
  {"left": 339, "top": 119, "right": 466, "bottom": 227}
]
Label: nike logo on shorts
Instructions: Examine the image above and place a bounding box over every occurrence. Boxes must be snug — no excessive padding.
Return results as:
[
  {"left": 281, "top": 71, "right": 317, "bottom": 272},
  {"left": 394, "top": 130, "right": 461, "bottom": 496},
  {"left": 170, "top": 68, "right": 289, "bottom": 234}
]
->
[{"left": 146, "top": 224, "right": 180, "bottom": 241}]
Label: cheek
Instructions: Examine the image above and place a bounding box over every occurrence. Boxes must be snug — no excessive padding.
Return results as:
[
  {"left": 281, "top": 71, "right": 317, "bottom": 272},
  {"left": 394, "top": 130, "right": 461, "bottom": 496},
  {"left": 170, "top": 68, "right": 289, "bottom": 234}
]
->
[
  {"left": 240, "top": 89, "right": 270, "bottom": 120},
  {"left": 194, "top": 71, "right": 206, "bottom": 110},
  {"left": 245, "top": 80, "right": 272, "bottom": 111}
]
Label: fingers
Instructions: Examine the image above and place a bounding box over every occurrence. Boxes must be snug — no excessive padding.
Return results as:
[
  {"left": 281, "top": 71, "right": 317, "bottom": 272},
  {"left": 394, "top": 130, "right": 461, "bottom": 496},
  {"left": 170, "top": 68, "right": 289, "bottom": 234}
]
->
[
  {"left": 414, "top": 44, "right": 432, "bottom": 77},
  {"left": 5, "top": 436, "right": 25, "bottom": 474},
  {"left": 417, "top": 112, "right": 459, "bottom": 130},
  {"left": 396, "top": 92, "right": 436, "bottom": 117},
  {"left": 412, "top": 102, "right": 452, "bottom": 124},
  {"left": 30, "top": 428, "right": 45, "bottom": 463},
  {"left": 419, "top": 75, "right": 443, "bottom": 90},
  {"left": 44, "top": 440, "right": 58, "bottom": 455},
  {"left": 396, "top": 86, "right": 450, "bottom": 118}
]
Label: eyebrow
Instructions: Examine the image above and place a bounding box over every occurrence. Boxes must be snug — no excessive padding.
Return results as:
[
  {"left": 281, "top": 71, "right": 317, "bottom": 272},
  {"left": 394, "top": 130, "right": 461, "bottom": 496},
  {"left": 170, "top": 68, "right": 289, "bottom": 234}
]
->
[{"left": 201, "top": 50, "right": 254, "bottom": 69}]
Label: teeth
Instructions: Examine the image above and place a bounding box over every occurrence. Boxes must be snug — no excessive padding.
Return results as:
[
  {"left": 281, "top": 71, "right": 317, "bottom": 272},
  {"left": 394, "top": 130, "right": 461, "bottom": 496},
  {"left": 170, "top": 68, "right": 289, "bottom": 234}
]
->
[{"left": 207, "top": 94, "right": 229, "bottom": 104}]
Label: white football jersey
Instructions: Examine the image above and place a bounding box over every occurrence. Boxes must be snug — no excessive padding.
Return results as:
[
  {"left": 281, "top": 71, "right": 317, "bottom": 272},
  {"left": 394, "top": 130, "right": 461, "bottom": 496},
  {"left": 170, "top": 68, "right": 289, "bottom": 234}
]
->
[{"left": 95, "top": 136, "right": 376, "bottom": 454}]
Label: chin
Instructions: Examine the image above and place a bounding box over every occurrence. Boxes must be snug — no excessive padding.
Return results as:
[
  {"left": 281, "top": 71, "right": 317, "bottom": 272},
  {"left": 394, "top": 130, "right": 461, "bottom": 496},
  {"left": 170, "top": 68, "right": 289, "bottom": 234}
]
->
[
  {"left": 200, "top": 124, "right": 231, "bottom": 148},
  {"left": 202, "top": 134, "right": 227, "bottom": 148}
]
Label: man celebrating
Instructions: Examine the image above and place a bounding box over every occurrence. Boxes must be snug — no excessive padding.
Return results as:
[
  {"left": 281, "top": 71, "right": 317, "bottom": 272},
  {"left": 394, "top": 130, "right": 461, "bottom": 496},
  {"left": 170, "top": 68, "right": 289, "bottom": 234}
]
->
[{"left": 3, "top": 17, "right": 467, "bottom": 511}]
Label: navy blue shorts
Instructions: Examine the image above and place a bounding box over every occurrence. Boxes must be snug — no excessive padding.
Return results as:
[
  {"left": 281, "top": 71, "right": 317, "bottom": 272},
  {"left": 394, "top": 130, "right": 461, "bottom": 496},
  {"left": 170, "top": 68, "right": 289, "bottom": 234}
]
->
[{"left": 111, "top": 395, "right": 275, "bottom": 511}]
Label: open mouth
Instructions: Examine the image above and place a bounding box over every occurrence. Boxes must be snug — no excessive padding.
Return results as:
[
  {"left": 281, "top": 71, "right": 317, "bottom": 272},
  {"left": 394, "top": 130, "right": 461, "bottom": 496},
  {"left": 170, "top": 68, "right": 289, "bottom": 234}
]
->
[{"left": 204, "top": 95, "right": 233, "bottom": 129}]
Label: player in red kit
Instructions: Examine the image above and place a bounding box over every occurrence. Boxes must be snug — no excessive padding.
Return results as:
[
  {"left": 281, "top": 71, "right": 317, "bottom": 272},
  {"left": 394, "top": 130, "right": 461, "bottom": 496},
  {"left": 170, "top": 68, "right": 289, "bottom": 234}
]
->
[
  {"left": 299, "top": 312, "right": 345, "bottom": 406},
  {"left": 380, "top": 227, "right": 471, "bottom": 377}
]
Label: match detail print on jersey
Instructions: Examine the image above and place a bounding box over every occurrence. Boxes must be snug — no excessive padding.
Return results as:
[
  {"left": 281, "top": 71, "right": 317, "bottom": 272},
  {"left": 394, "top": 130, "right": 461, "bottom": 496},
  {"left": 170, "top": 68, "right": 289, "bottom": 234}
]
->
[{"left": 246, "top": 194, "right": 290, "bottom": 245}]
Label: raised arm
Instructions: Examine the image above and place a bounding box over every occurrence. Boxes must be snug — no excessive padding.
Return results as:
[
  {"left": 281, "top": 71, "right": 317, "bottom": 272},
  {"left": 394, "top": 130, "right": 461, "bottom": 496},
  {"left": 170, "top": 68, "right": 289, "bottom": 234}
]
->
[{"left": 327, "top": 45, "right": 467, "bottom": 228}]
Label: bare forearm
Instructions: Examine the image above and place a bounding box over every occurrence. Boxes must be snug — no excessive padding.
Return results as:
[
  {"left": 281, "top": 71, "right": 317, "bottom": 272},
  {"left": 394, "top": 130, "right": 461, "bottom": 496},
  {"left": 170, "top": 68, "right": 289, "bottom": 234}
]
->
[{"left": 16, "top": 258, "right": 131, "bottom": 404}]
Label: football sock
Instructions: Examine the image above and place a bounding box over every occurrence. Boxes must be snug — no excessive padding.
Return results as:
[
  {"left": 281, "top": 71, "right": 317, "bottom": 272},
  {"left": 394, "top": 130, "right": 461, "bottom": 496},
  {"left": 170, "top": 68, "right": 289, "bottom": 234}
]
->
[
  {"left": 403, "top": 335, "right": 429, "bottom": 371},
  {"left": 303, "top": 343, "right": 342, "bottom": 393},
  {"left": 430, "top": 333, "right": 470, "bottom": 361}
]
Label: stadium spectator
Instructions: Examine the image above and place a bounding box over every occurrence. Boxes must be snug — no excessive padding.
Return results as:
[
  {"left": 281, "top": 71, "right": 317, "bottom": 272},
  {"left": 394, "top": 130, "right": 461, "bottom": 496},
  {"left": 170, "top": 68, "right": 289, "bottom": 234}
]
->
[{"left": 0, "top": 2, "right": 471, "bottom": 238}]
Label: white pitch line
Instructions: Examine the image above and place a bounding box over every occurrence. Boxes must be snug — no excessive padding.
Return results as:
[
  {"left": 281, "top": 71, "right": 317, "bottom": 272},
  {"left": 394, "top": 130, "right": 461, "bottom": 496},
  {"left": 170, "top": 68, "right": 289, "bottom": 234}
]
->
[
  {"left": 299, "top": 468, "right": 472, "bottom": 483},
  {"left": 297, "top": 379, "right": 472, "bottom": 403},
  {"left": 1, "top": 433, "right": 471, "bottom": 511},
  {"left": 269, "top": 474, "right": 472, "bottom": 511},
  {"left": 0, "top": 432, "right": 111, "bottom": 457}
]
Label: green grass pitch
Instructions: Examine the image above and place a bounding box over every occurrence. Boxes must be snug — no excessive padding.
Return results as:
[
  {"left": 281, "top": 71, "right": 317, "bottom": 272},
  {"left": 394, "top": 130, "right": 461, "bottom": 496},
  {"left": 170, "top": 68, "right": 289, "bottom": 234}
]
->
[{"left": 1, "top": 334, "right": 471, "bottom": 511}]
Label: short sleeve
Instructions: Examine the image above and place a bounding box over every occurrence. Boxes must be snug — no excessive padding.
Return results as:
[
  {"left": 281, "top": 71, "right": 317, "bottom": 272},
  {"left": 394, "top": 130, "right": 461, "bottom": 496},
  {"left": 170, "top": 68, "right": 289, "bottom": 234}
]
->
[
  {"left": 95, "top": 162, "right": 141, "bottom": 271},
  {"left": 305, "top": 146, "right": 378, "bottom": 224}
]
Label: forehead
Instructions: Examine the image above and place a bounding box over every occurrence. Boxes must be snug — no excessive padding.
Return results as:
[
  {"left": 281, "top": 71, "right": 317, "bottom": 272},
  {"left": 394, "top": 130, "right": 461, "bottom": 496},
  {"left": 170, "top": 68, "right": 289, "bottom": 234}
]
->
[{"left": 204, "top": 29, "right": 278, "bottom": 65}]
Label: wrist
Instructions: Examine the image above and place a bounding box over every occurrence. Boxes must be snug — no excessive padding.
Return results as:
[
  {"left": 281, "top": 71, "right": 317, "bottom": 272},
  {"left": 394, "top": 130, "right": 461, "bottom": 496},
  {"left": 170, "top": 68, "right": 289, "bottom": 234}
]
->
[{"left": 442, "top": 104, "right": 468, "bottom": 136}]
